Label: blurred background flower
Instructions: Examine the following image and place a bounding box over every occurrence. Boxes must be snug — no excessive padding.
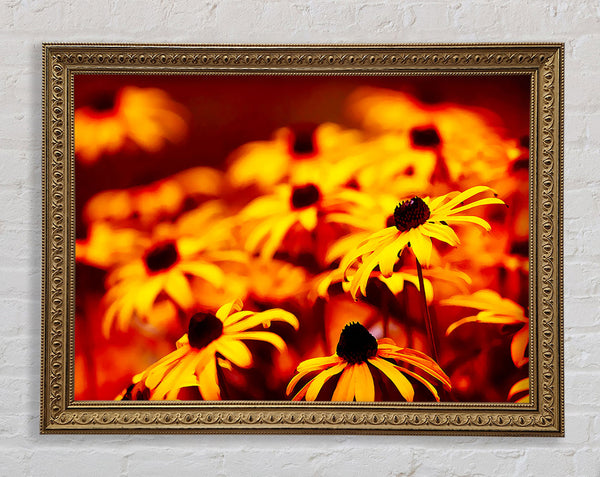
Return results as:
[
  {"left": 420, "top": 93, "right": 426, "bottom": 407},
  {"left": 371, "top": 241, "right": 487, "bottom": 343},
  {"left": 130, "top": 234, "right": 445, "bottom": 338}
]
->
[{"left": 75, "top": 86, "right": 189, "bottom": 164}]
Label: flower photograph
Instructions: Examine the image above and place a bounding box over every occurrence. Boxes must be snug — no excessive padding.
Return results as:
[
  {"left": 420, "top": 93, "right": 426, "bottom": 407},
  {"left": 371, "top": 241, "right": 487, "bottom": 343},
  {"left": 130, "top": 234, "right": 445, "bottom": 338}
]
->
[{"left": 74, "top": 73, "right": 530, "bottom": 403}]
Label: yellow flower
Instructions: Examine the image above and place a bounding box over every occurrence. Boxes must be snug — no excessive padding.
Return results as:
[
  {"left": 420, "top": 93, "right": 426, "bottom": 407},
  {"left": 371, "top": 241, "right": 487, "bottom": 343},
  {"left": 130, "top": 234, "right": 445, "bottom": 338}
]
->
[
  {"left": 83, "top": 167, "right": 227, "bottom": 228},
  {"left": 101, "top": 215, "right": 240, "bottom": 336},
  {"left": 76, "top": 221, "right": 146, "bottom": 269},
  {"left": 239, "top": 183, "right": 371, "bottom": 261},
  {"left": 346, "top": 87, "right": 522, "bottom": 185},
  {"left": 287, "top": 322, "right": 450, "bottom": 402},
  {"left": 350, "top": 133, "right": 437, "bottom": 197},
  {"left": 226, "top": 123, "right": 366, "bottom": 190},
  {"left": 340, "top": 186, "right": 505, "bottom": 299},
  {"left": 121, "top": 300, "right": 299, "bottom": 400},
  {"left": 75, "top": 86, "right": 189, "bottom": 164},
  {"left": 443, "top": 289, "right": 529, "bottom": 368},
  {"left": 84, "top": 178, "right": 185, "bottom": 226}
]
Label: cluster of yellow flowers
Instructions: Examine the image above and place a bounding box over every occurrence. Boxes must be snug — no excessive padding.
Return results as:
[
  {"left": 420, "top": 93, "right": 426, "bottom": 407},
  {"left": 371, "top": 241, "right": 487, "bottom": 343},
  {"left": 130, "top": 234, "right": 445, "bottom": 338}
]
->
[{"left": 75, "top": 84, "right": 530, "bottom": 403}]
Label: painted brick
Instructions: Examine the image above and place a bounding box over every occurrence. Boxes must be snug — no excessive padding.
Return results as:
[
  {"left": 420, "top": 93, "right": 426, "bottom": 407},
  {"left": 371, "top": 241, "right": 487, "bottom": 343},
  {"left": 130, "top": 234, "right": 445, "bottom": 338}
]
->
[
  {"left": 0, "top": 1, "right": 599, "bottom": 476},
  {"left": 29, "top": 450, "right": 123, "bottom": 477}
]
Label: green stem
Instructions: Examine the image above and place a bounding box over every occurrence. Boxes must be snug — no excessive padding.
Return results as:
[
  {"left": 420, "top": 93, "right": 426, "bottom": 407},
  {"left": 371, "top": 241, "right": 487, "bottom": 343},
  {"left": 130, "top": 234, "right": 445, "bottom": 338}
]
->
[{"left": 416, "top": 258, "right": 439, "bottom": 364}]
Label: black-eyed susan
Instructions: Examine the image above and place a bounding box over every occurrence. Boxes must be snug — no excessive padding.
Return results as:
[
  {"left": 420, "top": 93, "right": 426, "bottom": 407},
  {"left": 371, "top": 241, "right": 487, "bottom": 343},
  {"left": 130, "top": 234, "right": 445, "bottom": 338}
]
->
[
  {"left": 83, "top": 168, "right": 227, "bottom": 227},
  {"left": 75, "top": 86, "right": 189, "bottom": 164},
  {"left": 120, "top": 300, "right": 299, "bottom": 400},
  {"left": 443, "top": 289, "right": 529, "bottom": 368},
  {"left": 189, "top": 257, "right": 309, "bottom": 312},
  {"left": 76, "top": 221, "right": 147, "bottom": 270},
  {"left": 226, "top": 123, "right": 367, "bottom": 190},
  {"left": 286, "top": 322, "right": 450, "bottom": 402},
  {"left": 346, "top": 87, "right": 522, "bottom": 186},
  {"left": 238, "top": 181, "right": 374, "bottom": 262},
  {"left": 349, "top": 133, "right": 437, "bottom": 198},
  {"left": 339, "top": 186, "right": 505, "bottom": 300},
  {"left": 84, "top": 178, "right": 185, "bottom": 228},
  {"left": 101, "top": 215, "right": 241, "bottom": 337}
]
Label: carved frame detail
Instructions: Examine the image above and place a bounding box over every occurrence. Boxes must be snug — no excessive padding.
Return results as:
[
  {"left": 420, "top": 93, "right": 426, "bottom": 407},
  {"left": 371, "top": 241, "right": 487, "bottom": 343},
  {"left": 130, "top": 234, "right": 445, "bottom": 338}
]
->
[{"left": 41, "top": 44, "right": 563, "bottom": 434}]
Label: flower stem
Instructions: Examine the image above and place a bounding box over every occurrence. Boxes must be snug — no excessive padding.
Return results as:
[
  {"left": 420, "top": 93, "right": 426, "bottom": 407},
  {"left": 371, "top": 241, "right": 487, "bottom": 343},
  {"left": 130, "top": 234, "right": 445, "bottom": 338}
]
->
[{"left": 415, "top": 258, "right": 439, "bottom": 364}]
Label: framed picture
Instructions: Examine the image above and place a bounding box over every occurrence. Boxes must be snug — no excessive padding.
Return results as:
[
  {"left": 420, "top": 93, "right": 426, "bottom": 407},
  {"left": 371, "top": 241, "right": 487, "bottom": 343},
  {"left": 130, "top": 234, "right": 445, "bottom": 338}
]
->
[{"left": 41, "top": 44, "right": 564, "bottom": 434}]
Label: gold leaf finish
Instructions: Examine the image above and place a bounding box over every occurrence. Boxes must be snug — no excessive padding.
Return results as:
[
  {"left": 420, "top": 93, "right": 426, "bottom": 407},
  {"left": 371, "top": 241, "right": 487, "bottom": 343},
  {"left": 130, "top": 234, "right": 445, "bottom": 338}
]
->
[{"left": 41, "top": 44, "right": 563, "bottom": 434}]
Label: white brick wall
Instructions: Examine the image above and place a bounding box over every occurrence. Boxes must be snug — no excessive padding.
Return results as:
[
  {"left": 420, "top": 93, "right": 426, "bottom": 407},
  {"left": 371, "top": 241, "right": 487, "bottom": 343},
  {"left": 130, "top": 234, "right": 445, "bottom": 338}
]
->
[{"left": 1, "top": 1, "right": 598, "bottom": 475}]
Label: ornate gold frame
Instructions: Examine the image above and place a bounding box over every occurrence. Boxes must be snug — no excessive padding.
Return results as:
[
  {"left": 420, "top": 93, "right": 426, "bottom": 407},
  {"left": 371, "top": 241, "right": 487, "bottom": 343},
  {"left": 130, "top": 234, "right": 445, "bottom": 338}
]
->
[{"left": 41, "top": 43, "right": 563, "bottom": 435}]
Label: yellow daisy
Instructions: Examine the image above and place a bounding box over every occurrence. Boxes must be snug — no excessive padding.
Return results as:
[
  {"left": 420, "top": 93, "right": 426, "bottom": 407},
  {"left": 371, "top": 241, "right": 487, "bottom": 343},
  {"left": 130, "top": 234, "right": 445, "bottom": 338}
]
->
[
  {"left": 238, "top": 182, "right": 371, "bottom": 261},
  {"left": 346, "top": 87, "right": 523, "bottom": 185},
  {"left": 101, "top": 213, "right": 241, "bottom": 337},
  {"left": 75, "top": 86, "right": 189, "bottom": 164},
  {"left": 286, "top": 322, "right": 450, "bottom": 402},
  {"left": 443, "top": 289, "right": 529, "bottom": 368},
  {"left": 340, "top": 186, "right": 505, "bottom": 299},
  {"left": 227, "top": 123, "right": 366, "bottom": 190},
  {"left": 83, "top": 167, "right": 227, "bottom": 227},
  {"left": 76, "top": 221, "right": 146, "bottom": 270},
  {"left": 120, "top": 300, "right": 299, "bottom": 400},
  {"left": 83, "top": 178, "right": 186, "bottom": 228}
]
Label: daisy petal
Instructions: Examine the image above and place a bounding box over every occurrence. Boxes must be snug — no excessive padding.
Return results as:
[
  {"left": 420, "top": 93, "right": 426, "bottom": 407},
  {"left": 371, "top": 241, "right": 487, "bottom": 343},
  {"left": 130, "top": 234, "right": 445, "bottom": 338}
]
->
[
  {"left": 222, "top": 311, "right": 255, "bottom": 327},
  {"left": 226, "top": 309, "right": 299, "bottom": 333},
  {"left": 228, "top": 331, "right": 287, "bottom": 352},
  {"left": 178, "top": 261, "right": 225, "bottom": 288},
  {"left": 442, "top": 197, "right": 505, "bottom": 216},
  {"left": 379, "top": 233, "right": 410, "bottom": 277},
  {"left": 511, "top": 325, "right": 529, "bottom": 368},
  {"left": 260, "top": 214, "right": 298, "bottom": 260},
  {"left": 354, "top": 362, "right": 375, "bottom": 401},
  {"left": 215, "top": 337, "right": 253, "bottom": 368},
  {"left": 305, "top": 363, "right": 346, "bottom": 401},
  {"left": 296, "top": 355, "right": 343, "bottom": 373},
  {"left": 420, "top": 222, "right": 460, "bottom": 247},
  {"left": 369, "top": 357, "right": 414, "bottom": 402},
  {"left": 444, "top": 215, "right": 492, "bottom": 231},
  {"left": 397, "top": 366, "right": 440, "bottom": 401},
  {"left": 332, "top": 365, "right": 356, "bottom": 401},
  {"left": 216, "top": 299, "right": 244, "bottom": 321},
  {"left": 198, "top": 358, "right": 221, "bottom": 400},
  {"left": 508, "top": 377, "right": 529, "bottom": 400},
  {"left": 164, "top": 271, "right": 194, "bottom": 309},
  {"left": 407, "top": 228, "right": 433, "bottom": 267},
  {"left": 433, "top": 185, "right": 495, "bottom": 214},
  {"left": 152, "top": 351, "right": 203, "bottom": 400}
]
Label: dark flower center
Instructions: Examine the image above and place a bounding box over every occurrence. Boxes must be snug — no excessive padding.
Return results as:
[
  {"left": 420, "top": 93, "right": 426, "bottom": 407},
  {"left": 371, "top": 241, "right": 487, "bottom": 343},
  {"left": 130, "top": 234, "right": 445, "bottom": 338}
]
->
[
  {"left": 410, "top": 126, "right": 441, "bottom": 148},
  {"left": 291, "top": 183, "right": 321, "bottom": 209},
  {"left": 144, "top": 241, "right": 179, "bottom": 273},
  {"left": 345, "top": 178, "right": 360, "bottom": 190},
  {"left": 290, "top": 123, "right": 318, "bottom": 156},
  {"left": 511, "top": 158, "right": 529, "bottom": 172},
  {"left": 336, "top": 322, "right": 378, "bottom": 364},
  {"left": 394, "top": 197, "right": 431, "bottom": 231},
  {"left": 188, "top": 312, "right": 224, "bottom": 349},
  {"left": 519, "top": 135, "right": 530, "bottom": 149},
  {"left": 91, "top": 91, "right": 117, "bottom": 112}
]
